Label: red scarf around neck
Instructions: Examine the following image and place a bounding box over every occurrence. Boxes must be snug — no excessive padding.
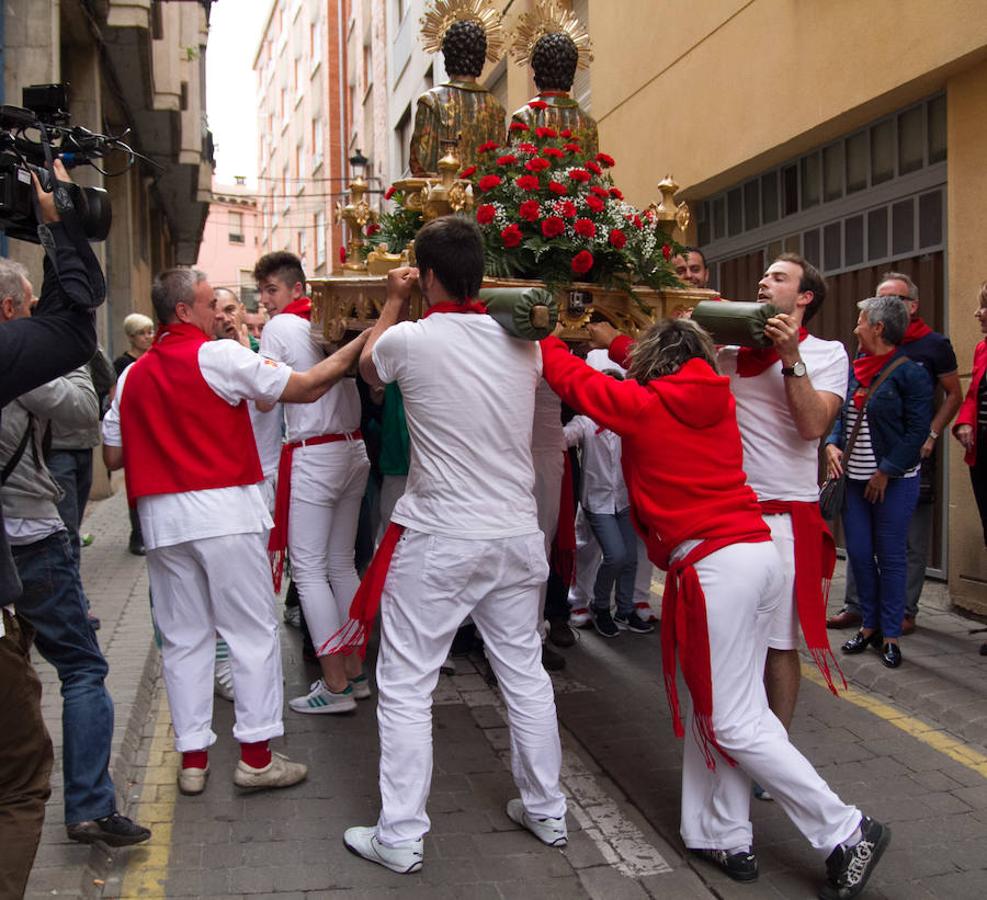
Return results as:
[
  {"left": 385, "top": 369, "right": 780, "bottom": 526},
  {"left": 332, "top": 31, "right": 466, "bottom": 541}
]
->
[
  {"left": 902, "top": 316, "right": 932, "bottom": 344},
  {"left": 736, "top": 327, "right": 809, "bottom": 377},
  {"left": 317, "top": 298, "right": 489, "bottom": 658},
  {"left": 851, "top": 349, "right": 897, "bottom": 409},
  {"left": 280, "top": 296, "right": 312, "bottom": 319}
]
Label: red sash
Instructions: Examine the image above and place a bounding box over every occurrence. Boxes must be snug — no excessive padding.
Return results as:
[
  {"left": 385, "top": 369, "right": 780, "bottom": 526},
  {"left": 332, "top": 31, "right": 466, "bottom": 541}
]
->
[
  {"left": 901, "top": 317, "right": 932, "bottom": 344},
  {"left": 661, "top": 533, "right": 769, "bottom": 770},
  {"left": 736, "top": 327, "right": 809, "bottom": 377},
  {"left": 851, "top": 349, "right": 896, "bottom": 409},
  {"left": 550, "top": 451, "right": 576, "bottom": 584},
  {"left": 758, "top": 500, "right": 845, "bottom": 696}
]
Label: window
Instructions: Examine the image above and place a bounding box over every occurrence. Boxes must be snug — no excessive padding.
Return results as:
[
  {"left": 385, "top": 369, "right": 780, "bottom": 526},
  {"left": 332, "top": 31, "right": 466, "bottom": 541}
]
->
[
  {"left": 396, "top": 105, "right": 413, "bottom": 175},
  {"left": 312, "top": 118, "right": 324, "bottom": 169},
  {"left": 298, "top": 229, "right": 308, "bottom": 272},
  {"left": 229, "top": 210, "right": 244, "bottom": 244},
  {"left": 363, "top": 44, "right": 373, "bottom": 93},
  {"left": 310, "top": 19, "right": 322, "bottom": 69},
  {"left": 316, "top": 211, "right": 327, "bottom": 268}
]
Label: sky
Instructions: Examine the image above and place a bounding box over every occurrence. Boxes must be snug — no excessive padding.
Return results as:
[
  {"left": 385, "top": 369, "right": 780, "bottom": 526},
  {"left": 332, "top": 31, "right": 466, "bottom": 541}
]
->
[{"left": 206, "top": 0, "right": 274, "bottom": 187}]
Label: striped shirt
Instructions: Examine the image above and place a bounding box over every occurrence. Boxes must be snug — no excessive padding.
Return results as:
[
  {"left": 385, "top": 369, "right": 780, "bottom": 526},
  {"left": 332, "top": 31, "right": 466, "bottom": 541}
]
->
[{"left": 844, "top": 404, "right": 919, "bottom": 480}]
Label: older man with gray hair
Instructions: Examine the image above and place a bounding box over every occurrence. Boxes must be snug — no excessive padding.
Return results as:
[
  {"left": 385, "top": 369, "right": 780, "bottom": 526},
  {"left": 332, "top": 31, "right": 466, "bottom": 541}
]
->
[
  {"left": 102, "top": 268, "right": 368, "bottom": 795},
  {"left": 828, "top": 271, "right": 961, "bottom": 634}
]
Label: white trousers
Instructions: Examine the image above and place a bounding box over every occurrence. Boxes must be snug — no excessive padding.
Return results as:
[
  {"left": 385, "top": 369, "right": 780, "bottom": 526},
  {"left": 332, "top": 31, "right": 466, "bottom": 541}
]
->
[
  {"left": 288, "top": 441, "right": 370, "bottom": 650},
  {"left": 375, "top": 529, "right": 566, "bottom": 846},
  {"left": 763, "top": 513, "right": 800, "bottom": 651},
  {"left": 147, "top": 532, "right": 285, "bottom": 752},
  {"left": 532, "top": 449, "right": 564, "bottom": 625},
  {"left": 679, "top": 541, "right": 860, "bottom": 853}
]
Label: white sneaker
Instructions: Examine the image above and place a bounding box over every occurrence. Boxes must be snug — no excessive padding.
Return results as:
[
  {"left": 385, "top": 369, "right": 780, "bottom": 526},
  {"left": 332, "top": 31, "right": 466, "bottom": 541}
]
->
[
  {"left": 506, "top": 798, "right": 567, "bottom": 847},
  {"left": 214, "top": 658, "right": 234, "bottom": 702},
  {"left": 283, "top": 605, "right": 301, "bottom": 629},
  {"left": 570, "top": 607, "right": 592, "bottom": 628},
  {"left": 233, "top": 752, "right": 307, "bottom": 792},
  {"left": 635, "top": 601, "right": 658, "bottom": 624},
  {"left": 349, "top": 674, "right": 372, "bottom": 700},
  {"left": 343, "top": 826, "right": 423, "bottom": 874},
  {"left": 177, "top": 765, "right": 208, "bottom": 795},
  {"left": 289, "top": 679, "right": 357, "bottom": 715}
]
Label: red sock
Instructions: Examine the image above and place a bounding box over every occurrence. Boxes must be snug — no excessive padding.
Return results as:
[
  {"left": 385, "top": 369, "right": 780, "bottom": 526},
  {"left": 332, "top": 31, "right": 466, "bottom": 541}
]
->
[
  {"left": 240, "top": 740, "right": 272, "bottom": 769},
  {"left": 182, "top": 750, "right": 208, "bottom": 770}
]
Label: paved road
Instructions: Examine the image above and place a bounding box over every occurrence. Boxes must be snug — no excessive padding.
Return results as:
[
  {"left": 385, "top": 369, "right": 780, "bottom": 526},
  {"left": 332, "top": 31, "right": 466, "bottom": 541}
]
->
[{"left": 23, "top": 489, "right": 987, "bottom": 898}]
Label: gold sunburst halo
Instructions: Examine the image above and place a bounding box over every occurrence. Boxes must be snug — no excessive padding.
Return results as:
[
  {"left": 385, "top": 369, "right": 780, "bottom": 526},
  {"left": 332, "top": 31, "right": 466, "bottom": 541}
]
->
[
  {"left": 510, "top": 0, "right": 593, "bottom": 69},
  {"left": 419, "top": 0, "right": 505, "bottom": 65}
]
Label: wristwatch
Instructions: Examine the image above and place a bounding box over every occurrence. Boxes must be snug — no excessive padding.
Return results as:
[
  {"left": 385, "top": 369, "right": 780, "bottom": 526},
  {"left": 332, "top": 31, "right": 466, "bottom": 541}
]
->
[{"left": 781, "top": 360, "right": 807, "bottom": 377}]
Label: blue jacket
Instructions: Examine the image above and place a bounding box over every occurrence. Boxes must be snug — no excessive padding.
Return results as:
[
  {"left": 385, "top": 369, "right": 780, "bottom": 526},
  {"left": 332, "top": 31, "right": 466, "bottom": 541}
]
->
[{"left": 825, "top": 350, "right": 934, "bottom": 477}]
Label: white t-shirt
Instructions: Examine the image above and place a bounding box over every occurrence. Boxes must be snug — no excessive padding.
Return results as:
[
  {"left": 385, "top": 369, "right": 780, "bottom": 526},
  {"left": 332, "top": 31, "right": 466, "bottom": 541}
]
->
[
  {"left": 531, "top": 378, "right": 564, "bottom": 456},
  {"left": 372, "top": 313, "right": 541, "bottom": 539},
  {"left": 719, "top": 335, "right": 849, "bottom": 502},
  {"left": 102, "top": 340, "right": 292, "bottom": 550},
  {"left": 260, "top": 312, "right": 360, "bottom": 442},
  {"left": 564, "top": 415, "right": 629, "bottom": 514},
  {"left": 249, "top": 401, "right": 283, "bottom": 480}
]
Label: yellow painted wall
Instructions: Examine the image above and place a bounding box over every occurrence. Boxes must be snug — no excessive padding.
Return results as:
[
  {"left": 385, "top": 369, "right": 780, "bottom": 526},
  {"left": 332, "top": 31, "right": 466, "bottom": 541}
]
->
[
  {"left": 946, "top": 59, "right": 987, "bottom": 615},
  {"left": 590, "top": 0, "right": 987, "bottom": 207}
]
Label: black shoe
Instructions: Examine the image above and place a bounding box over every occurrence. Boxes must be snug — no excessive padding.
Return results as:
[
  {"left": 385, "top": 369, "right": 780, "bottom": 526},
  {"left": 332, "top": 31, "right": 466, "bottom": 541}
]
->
[
  {"left": 820, "top": 817, "right": 890, "bottom": 899},
  {"left": 614, "top": 611, "right": 655, "bottom": 634},
  {"left": 840, "top": 631, "right": 881, "bottom": 654},
  {"left": 689, "top": 848, "right": 758, "bottom": 882},
  {"left": 592, "top": 609, "right": 620, "bottom": 638},
  {"left": 128, "top": 537, "right": 145, "bottom": 556},
  {"left": 88, "top": 613, "right": 101, "bottom": 631},
  {"left": 880, "top": 642, "right": 902, "bottom": 668},
  {"left": 67, "top": 813, "right": 151, "bottom": 847},
  {"left": 541, "top": 644, "right": 566, "bottom": 671},
  {"left": 981, "top": 642, "right": 987, "bottom": 657},
  {"left": 547, "top": 618, "right": 576, "bottom": 648}
]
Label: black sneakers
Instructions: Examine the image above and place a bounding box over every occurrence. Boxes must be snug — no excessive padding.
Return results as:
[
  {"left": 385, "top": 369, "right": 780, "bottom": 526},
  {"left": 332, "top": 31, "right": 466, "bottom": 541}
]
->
[
  {"left": 820, "top": 817, "right": 890, "bottom": 900},
  {"left": 592, "top": 609, "right": 620, "bottom": 638},
  {"left": 614, "top": 611, "right": 655, "bottom": 634},
  {"left": 67, "top": 812, "right": 151, "bottom": 847},
  {"left": 689, "top": 848, "right": 759, "bottom": 882}
]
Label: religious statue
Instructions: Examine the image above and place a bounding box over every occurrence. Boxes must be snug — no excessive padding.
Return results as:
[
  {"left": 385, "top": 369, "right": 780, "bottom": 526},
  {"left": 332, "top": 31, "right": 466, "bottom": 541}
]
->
[
  {"left": 411, "top": 0, "right": 508, "bottom": 177},
  {"left": 508, "top": 1, "right": 597, "bottom": 157}
]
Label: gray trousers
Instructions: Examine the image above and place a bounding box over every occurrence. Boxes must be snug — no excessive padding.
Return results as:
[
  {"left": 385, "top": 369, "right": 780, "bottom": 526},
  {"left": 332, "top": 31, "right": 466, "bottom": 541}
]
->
[{"left": 844, "top": 499, "right": 932, "bottom": 620}]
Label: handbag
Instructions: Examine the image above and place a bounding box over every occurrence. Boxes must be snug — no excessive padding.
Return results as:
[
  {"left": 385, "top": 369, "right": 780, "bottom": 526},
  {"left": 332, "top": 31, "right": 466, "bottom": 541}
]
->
[{"left": 818, "top": 356, "right": 908, "bottom": 519}]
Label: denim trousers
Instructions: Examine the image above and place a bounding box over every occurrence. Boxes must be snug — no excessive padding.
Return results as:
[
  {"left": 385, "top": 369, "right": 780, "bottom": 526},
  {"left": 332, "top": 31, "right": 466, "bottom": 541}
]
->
[
  {"left": 584, "top": 507, "right": 637, "bottom": 616},
  {"left": 46, "top": 448, "right": 94, "bottom": 604},
  {"left": 842, "top": 476, "right": 920, "bottom": 639},
  {"left": 11, "top": 531, "right": 116, "bottom": 824}
]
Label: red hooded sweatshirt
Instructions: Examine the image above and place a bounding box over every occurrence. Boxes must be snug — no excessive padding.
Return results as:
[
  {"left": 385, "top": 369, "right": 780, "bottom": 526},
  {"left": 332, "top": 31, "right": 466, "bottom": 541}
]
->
[{"left": 539, "top": 336, "right": 768, "bottom": 568}]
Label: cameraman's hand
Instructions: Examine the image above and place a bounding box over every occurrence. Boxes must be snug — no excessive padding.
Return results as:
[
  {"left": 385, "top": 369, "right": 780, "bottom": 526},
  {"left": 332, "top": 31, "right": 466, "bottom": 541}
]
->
[{"left": 32, "top": 159, "right": 73, "bottom": 224}]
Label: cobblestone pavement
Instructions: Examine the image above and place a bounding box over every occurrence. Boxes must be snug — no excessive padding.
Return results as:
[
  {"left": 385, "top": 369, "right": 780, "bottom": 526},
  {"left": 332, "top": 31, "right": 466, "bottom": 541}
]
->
[{"left": 23, "top": 488, "right": 987, "bottom": 899}]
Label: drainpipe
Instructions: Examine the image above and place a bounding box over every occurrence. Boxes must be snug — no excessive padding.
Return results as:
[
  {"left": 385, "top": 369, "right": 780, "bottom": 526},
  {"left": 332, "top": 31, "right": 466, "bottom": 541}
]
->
[{"left": 1, "top": 1, "right": 7, "bottom": 258}]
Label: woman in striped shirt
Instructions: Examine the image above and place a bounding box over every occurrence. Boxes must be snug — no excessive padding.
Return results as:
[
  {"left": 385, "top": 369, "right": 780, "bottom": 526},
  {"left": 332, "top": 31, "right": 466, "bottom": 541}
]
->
[{"left": 825, "top": 296, "right": 933, "bottom": 668}]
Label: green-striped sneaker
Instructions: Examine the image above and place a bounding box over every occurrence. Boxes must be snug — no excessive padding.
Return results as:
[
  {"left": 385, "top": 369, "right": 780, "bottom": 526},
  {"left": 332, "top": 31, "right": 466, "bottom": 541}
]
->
[
  {"left": 289, "top": 679, "right": 357, "bottom": 715},
  {"left": 350, "top": 674, "right": 372, "bottom": 700}
]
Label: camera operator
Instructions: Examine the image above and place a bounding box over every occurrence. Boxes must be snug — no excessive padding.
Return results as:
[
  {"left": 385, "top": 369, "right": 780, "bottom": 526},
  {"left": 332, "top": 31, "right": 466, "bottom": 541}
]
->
[{"left": 0, "top": 159, "right": 118, "bottom": 897}]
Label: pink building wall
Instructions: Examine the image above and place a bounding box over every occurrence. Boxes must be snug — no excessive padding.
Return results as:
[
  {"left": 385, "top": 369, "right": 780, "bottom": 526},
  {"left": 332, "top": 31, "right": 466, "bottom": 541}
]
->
[{"left": 195, "top": 181, "right": 263, "bottom": 307}]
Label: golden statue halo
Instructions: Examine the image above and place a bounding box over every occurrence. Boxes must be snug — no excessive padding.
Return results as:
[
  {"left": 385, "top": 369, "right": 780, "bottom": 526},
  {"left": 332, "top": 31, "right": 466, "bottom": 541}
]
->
[
  {"left": 419, "top": 0, "right": 505, "bottom": 65},
  {"left": 510, "top": 0, "right": 593, "bottom": 69}
]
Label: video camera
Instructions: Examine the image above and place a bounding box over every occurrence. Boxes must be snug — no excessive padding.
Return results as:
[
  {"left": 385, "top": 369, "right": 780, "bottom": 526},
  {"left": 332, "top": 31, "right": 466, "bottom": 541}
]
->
[{"left": 0, "top": 83, "right": 143, "bottom": 244}]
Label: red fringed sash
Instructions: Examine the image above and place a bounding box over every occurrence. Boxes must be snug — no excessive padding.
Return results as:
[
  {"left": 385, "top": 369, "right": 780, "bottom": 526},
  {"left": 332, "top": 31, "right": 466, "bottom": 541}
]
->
[
  {"left": 759, "top": 500, "right": 845, "bottom": 696},
  {"left": 550, "top": 451, "right": 576, "bottom": 584}
]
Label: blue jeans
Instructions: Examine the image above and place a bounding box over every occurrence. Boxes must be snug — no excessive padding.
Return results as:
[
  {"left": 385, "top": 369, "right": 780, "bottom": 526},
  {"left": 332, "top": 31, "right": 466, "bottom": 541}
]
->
[
  {"left": 46, "top": 448, "right": 94, "bottom": 605},
  {"left": 841, "top": 476, "right": 920, "bottom": 639},
  {"left": 11, "top": 531, "right": 116, "bottom": 824},
  {"left": 584, "top": 508, "right": 637, "bottom": 616}
]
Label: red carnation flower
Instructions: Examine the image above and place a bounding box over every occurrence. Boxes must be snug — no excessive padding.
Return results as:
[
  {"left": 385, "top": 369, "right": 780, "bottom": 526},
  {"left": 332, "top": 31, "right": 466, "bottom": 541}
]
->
[
  {"left": 497, "top": 154, "right": 518, "bottom": 166},
  {"left": 568, "top": 168, "right": 591, "bottom": 183},
  {"left": 476, "top": 204, "right": 497, "bottom": 225},
  {"left": 535, "top": 126, "right": 558, "bottom": 139},
  {"left": 519, "top": 199, "right": 541, "bottom": 222},
  {"left": 563, "top": 142, "right": 581, "bottom": 154},
  {"left": 548, "top": 181, "right": 567, "bottom": 195},
  {"left": 525, "top": 157, "right": 550, "bottom": 173},
  {"left": 515, "top": 174, "right": 540, "bottom": 191},
  {"left": 559, "top": 200, "right": 577, "bottom": 218},
  {"left": 609, "top": 229, "right": 627, "bottom": 249},
  {"left": 586, "top": 195, "right": 605, "bottom": 213},
  {"left": 460, "top": 165, "right": 477, "bottom": 178},
  {"left": 662, "top": 243, "right": 672, "bottom": 260},
  {"left": 478, "top": 174, "right": 502, "bottom": 192},
  {"left": 517, "top": 142, "right": 538, "bottom": 153},
  {"left": 339, "top": 246, "right": 347, "bottom": 264},
  {"left": 509, "top": 121, "right": 529, "bottom": 132},
  {"left": 571, "top": 250, "right": 594, "bottom": 276},
  {"left": 586, "top": 161, "right": 603, "bottom": 176},
  {"left": 590, "top": 185, "right": 609, "bottom": 198},
  {"left": 541, "top": 216, "right": 565, "bottom": 238},
  {"left": 528, "top": 100, "right": 549, "bottom": 110},
  {"left": 631, "top": 214, "right": 644, "bottom": 229},
  {"left": 477, "top": 141, "right": 499, "bottom": 153},
  {"left": 609, "top": 187, "right": 624, "bottom": 200},
  {"left": 596, "top": 153, "right": 616, "bottom": 168},
  {"left": 384, "top": 186, "right": 396, "bottom": 200},
  {"left": 501, "top": 223, "right": 523, "bottom": 248},
  {"left": 366, "top": 223, "right": 381, "bottom": 236},
  {"left": 561, "top": 129, "right": 573, "bottom": 138},
  {"left": 542, "top": 147, "right": 565, "bottom": 159},
  {"left": 574, "top": 218, "right": 596, "bottom": 238}
]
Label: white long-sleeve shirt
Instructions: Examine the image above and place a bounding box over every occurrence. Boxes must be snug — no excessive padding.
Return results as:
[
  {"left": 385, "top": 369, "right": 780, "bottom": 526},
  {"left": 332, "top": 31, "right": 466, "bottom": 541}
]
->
[{"left": 564, "top": 415, "right": 629, "bottom": 514}]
